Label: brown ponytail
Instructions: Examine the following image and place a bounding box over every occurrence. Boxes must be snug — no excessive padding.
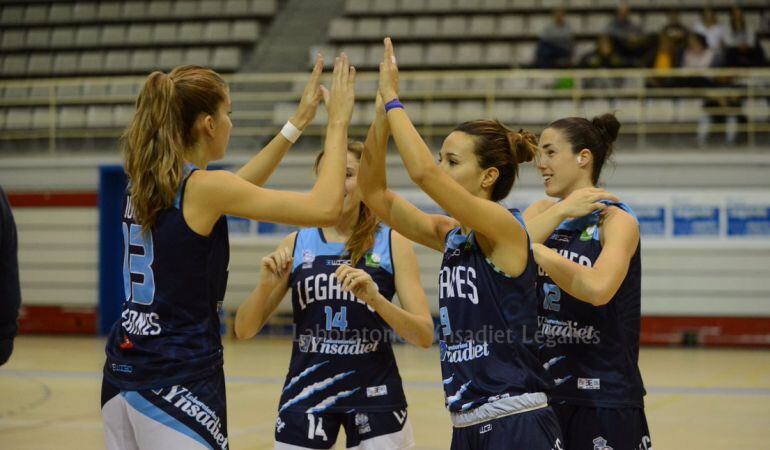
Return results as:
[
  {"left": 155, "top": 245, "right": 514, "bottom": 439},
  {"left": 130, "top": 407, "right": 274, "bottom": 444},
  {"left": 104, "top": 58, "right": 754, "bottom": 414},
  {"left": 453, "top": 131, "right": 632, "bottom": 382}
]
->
[
  {"left": 314, "top": 141, "right": 381, "bottom": 267},
  {"left": 121, "top": 65, "right": 227, "bottom": 232},
  {"left": 454, "top": 119, "right": 538, "bottom": 202}
]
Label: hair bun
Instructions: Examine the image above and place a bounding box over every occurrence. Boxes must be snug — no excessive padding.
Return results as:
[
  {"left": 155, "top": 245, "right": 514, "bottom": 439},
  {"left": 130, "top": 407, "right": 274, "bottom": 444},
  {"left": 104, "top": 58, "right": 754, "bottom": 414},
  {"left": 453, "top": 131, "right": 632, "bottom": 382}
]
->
[
  {"left": 508, "top": 129, "right": 537, "bottom": 164},
  {"left": 591, "top": 113, "right": 620, "bottom": 146}
]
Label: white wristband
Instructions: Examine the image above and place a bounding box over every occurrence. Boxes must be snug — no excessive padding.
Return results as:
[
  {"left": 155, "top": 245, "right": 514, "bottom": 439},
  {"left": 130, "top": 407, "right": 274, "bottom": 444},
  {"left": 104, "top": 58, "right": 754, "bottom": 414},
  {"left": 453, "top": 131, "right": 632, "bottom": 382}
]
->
[{"left": 280, "top": 120, "right": 302, "bottom": 143}]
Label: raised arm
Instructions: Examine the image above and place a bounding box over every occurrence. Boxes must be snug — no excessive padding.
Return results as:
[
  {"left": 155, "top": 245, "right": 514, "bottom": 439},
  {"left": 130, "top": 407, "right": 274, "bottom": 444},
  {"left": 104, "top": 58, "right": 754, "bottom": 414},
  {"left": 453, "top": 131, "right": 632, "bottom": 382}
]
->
[
  {"left": 523, "top": 188, "right": 620, "bottom": 244},
  {"left": 235, "top": 233, "right": 295, "bottom": 339},
  {"left": 188, "top": 54, "right": 356, "bottom": 230},
  {"left": 335, "top": 232, "right": 434, "bottom": 348},
  {"left": 378, "top": 38, "right": 525, "bottom": 253},
  {"left": 532, "top": 207, "right": 639, "bottom": 306},
  {"left": 359, "top": 93, "right": 457, "bottom": 252},
  {"left": 235, "top": 55, "right": 326, "bottom": 186}
]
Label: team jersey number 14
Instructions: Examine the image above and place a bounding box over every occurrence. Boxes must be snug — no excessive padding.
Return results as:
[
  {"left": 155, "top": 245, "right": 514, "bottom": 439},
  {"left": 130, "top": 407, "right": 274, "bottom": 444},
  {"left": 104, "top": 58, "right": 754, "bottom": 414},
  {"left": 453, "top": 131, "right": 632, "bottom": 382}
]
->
[{"left": 122, "top": 223, "right": 156, "bottom": 305}]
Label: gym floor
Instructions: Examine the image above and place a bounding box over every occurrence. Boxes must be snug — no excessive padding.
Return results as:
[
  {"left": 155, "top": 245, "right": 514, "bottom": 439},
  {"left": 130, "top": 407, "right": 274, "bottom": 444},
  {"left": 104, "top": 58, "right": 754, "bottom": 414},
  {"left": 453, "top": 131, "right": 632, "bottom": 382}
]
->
[{"left": 1, "top": 336, "right": 769, "bottom": 449}]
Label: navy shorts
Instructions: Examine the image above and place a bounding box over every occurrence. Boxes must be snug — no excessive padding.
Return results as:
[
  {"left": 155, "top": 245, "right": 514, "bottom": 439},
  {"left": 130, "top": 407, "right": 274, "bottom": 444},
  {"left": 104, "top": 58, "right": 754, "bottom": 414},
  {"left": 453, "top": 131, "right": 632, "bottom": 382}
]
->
[
  {"left": 552, "top": 403, "right": 652, "bottom": 450},
  {"left": 101, "top": 369, "right": 228, "bottom": 450},
  {"left": 275, "top": 408, "right": 414, "bottom": 449},
  {"left": 450, "top": 406, "right": 564, "bottom": 450}
]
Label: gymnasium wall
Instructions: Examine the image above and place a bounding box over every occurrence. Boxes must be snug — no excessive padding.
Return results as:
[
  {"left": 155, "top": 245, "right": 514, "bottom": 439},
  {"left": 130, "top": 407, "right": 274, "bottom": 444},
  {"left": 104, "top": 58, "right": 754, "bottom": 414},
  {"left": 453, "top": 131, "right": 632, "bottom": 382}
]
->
[{"left": 6, "top": 153, "right": 770, "bottom": 346}]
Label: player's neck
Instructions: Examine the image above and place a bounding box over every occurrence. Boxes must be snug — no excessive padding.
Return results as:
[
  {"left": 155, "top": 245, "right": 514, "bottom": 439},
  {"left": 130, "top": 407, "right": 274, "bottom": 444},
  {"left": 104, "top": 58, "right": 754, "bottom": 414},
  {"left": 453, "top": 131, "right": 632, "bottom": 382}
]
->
[
  {"left": 322, "top": 204, "right": 359, "bottom": 242},
  {"left": 563, "top": 178, "right": 595, "bottom": 198},
  {"left": 186, "top": 146, "right": 210, "bottom": 169}
]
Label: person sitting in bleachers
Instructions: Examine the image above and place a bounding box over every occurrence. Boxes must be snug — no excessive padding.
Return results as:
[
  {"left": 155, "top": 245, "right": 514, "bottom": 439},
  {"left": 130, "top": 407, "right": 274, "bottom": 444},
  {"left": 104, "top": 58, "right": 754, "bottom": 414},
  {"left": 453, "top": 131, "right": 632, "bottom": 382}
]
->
[
  {"left": 724, "top": 7, "right": 765, "bottom": 67},
  {"left": 660, "top": 10, "right": 689, "bottom": 57},
  {"left": 579, "top": 35, "right": 625, "bottom": 89},
  {"left": 693, "top": 8, "right": 726, "bottom": 51},
  {"left": 682, "top": 33, "right": 717, "bottom": 72},
  {"left": 534, "top": 8, "right": 574, "bottom": 69},
  {"left": 647, "top": 33, "right": 683, "bottom": 88},
  {"left": 604, "top": 4, "right": 652, "bottom": 66}
]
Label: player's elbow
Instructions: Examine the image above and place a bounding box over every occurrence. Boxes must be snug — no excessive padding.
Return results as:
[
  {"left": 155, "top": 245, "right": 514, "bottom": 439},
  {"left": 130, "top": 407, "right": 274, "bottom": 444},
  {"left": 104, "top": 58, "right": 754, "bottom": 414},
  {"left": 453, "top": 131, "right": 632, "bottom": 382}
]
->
[
  {"left": 406, "top": 160, "right": 437, "bottom": 187},
  {"left": 233, "top": 317, "right": 259, "bottom": 340},
  {"left": 582, "top": 279, "right": 616, "bottom": 307},
  {"left": 416, "top": 318, "right": 435, "bottom": 348},
  {"left": 317, "top": 204, "right": 342, "bottom": 227}
]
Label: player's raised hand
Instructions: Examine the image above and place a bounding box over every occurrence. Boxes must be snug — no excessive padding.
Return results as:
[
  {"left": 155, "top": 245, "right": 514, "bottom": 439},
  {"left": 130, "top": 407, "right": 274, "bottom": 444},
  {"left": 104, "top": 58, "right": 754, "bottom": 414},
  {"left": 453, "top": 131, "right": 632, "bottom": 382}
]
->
[
  {"left": 259, "top": 247, "right": 292, "bottom": 287},
  {"left": 335, "top": 265, "right": 379, "bottom": 304},
  {"left": 557, "top": 187, "right": 620, "bottom": 219},
  {"left": 289, "top": 54, "right": 325, "bottom": 130},
  {"left": 326, "top": 53, "right": 356, "bottom": 125},
  {"left": 379, "top": 37, "right": 400, "bottom": 103}
]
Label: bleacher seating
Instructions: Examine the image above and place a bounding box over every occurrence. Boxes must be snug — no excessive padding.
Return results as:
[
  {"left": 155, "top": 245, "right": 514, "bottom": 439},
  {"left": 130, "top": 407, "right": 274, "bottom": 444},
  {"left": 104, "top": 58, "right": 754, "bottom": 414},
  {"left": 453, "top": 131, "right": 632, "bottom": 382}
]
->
[
  {"left": 313, "top": 0, "right": 767, "bottom": 70},
  {"left": 0, "top": 0, "right": 278, "bottom": 77}
]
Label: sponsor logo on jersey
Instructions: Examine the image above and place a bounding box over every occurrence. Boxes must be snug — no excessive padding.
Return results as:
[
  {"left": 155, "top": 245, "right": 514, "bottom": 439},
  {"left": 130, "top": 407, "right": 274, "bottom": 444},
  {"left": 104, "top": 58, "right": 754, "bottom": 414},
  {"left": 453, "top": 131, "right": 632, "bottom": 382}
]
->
[
  {"left": 302, "top": 250, "right": 315, "bottom": 269},
  {"left": 275, "top": 417, "right": 286, "bottom": 433},
  {"left": 593, "top": 436, "right": 613, "bottom": 450},
  {"left": 152, "top": 385, "right": 228, "bottom": 449},
  {"left": 537, "top": 317, "right": 600, "bottom": 343},
  {"left": 479, "top": 423, "right": 492, "bottom": 434},
  {"left": 355, "top": 412, "right": 371, "bottom": 434},
  {"left": 439, "top": 340, "right": 490, "bottom": 363},
  {"left": 580, "top": 225, "right": 597, "bottom": 241},
  {"left": 297, "top": 335, "right": 380, "bottom": 355},
  {"left": 366, "top": 385, "right": 388, "bottom": 398},
  {"left": 579, "top": 378, "right": 601, "bottom": 390},
  {"left": 110, "top": 363, "right": 133, "bottom": 373},
  {"left": 325, "top": 258, "right": 351, "bottom": 267},
  {"left": 364, "top": 252, "right": 381, "bottom": 268}
]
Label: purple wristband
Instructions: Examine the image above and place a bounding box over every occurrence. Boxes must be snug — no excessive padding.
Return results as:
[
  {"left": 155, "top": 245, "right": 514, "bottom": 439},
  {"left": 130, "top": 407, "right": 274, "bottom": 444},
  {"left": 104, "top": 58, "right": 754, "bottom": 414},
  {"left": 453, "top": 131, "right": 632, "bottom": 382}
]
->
[{"left": 384, "top": 98, "right": 404, "bottom": 112}]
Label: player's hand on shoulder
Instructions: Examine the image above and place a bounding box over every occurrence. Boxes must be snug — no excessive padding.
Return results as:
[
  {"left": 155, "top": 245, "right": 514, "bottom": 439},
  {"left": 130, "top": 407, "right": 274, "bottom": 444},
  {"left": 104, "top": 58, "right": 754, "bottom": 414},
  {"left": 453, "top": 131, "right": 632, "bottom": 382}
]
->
[
  {"left": 335, "top": 264, "right": 379, "bottom": 305},
  {"left": 260, "top": 246, "right": 292, "bottom": 287},
  {"left": 557, "top": 187, "right": 619, "bottom": 219}
]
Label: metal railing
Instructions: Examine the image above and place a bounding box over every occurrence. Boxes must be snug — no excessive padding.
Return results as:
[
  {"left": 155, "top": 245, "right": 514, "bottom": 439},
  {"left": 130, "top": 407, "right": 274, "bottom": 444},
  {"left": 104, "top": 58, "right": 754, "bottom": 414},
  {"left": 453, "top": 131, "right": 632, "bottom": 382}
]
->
[{"left": 1, "top": 67, "right": 769, "bottom": 152}]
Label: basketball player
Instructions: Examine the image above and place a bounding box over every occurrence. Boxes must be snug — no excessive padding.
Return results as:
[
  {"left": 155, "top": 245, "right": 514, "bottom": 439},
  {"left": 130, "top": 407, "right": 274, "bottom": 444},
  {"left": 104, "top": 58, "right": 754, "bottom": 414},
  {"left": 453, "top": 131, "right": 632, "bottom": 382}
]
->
[
  {"left": 358, "top": 38, "right": 563, "bottom": 449},
  {"left": 523, "top": 114, "right": 652, "bottom": 450},
  {"left": 0, "top": 185, "right": 20, "bottom": 366},
  {"left": 101, "top": 54, "right": 357, "bottom": 449},
  {"left": 235, "top": 131, "right": 434, "bottom": 449}
]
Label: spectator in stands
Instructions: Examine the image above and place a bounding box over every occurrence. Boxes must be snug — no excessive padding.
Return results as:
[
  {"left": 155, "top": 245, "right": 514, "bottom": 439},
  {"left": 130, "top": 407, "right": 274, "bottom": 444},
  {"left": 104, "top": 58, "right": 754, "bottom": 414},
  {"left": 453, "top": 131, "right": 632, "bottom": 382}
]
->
[
  {"left": 604, "top": 4, "right": 651, "bottom": 66},
  {"left": 724, "top": 7, "right": 765, "bottom": 67},
  {"left": 693, "top": 8, "right": 726, "bottom": 51},
  {"left": 580, "top": 35, "right": 625, "bottom": 69},
  {"left": 648, "top": 33, "right": 682, "bottom": 87},
  {"left": 534, "top": 8, "right": 574, "bottom": 68},
  {"left": 682, "top": 33, "right": 716, "bottom": 72},
  {"left": 579, "top": 35, "right": 625, "bottom": 89},
  {"left": 660, "top": 10, "right": 689, "bottom": 56},
  {"left": 0, "top": 185, "right": 21, "bottom": 366}
]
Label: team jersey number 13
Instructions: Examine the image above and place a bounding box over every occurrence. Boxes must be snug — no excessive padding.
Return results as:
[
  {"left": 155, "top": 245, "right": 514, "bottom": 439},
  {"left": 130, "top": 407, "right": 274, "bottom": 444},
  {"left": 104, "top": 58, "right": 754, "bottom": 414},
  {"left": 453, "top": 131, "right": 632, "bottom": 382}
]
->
[{"left": 122, "top": 223, "right": 156, "bottom": 305}]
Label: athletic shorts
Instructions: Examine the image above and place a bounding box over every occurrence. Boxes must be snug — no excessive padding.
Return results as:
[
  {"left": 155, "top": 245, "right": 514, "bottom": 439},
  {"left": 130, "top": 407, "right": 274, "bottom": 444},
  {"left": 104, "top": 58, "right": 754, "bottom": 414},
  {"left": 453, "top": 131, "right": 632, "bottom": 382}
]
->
[
  {"left": 450, "top": 406, "right": 563, "bottom": 450},
  {"left": 274, "top": 408, "right": 414, "bottom": 449},
  {"left": 101, "top": 369, "right": 228, "bottom": 450},
  {"left": 552, "top": 403, "right": 652, "bottom": 450}
]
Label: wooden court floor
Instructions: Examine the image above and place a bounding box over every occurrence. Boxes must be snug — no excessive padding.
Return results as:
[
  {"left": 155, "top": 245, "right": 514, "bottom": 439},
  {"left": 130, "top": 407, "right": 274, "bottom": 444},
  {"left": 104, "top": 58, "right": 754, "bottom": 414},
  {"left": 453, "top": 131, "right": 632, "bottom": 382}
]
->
[{"left": 1, "top": 336, "right": 769, "bottom": 449}]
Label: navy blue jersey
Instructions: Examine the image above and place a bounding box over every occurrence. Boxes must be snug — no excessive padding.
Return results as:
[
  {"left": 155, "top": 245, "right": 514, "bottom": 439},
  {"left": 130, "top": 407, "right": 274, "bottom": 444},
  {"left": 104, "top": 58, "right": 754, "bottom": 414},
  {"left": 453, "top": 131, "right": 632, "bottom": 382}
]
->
[
  {"left": 279, "top": 225, "right": 407, "bottom": 414},
  {"left": 438, "top": 210, "right": 550, "bottom": 413},
  {"left": 537, "top": 201, "right": 645, "bottom": 408},
  {"left": 104, "top": 164, "right": 229, "bottom": 391}
]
